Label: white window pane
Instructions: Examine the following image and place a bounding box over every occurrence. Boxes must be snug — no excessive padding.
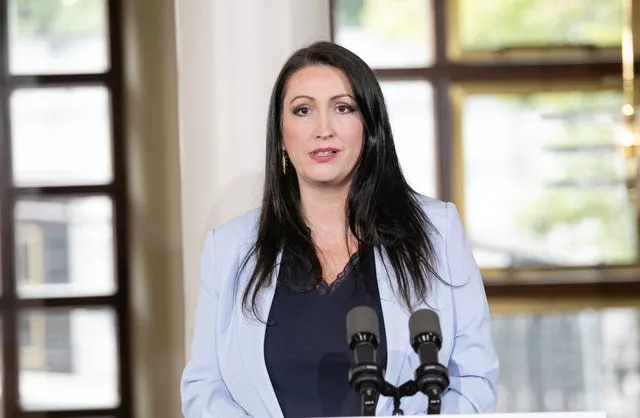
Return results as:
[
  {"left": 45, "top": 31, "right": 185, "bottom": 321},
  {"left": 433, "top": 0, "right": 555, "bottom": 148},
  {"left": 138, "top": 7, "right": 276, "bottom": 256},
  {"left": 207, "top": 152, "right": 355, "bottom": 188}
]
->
[
  {"left": 493, "top": 307, "right": 640, "bottom": 417},
  {"left": 11, "top": 87, "right": 113, "bottom": 187},
  {"left": 9, "top": 0, "right": 109, "bottom": 75},
  {"left": 19, "top": 308, "right": 119, "bottom": 410},
  {"left": 381, "top": 81, "right": 437, "bottom": 198},
  {"left": 15, "top": 196, "right": 116, "bottom": 298},
  {"left": 460, "top": 89, "right": 637, "bottom": 268},
  {"left": 333, "top": 0, "right": 433, "bottom": 68}
]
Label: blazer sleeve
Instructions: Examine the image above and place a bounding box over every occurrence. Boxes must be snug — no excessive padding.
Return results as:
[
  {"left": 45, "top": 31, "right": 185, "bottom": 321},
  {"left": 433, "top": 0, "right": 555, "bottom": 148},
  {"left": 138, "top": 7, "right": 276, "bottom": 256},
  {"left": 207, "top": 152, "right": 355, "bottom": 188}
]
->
[
  {"left": 440, "top": 202, "right": 500, "bottom": 413},
  {"left": 181, "top": 230, "right": 249, "bottom": 417}
]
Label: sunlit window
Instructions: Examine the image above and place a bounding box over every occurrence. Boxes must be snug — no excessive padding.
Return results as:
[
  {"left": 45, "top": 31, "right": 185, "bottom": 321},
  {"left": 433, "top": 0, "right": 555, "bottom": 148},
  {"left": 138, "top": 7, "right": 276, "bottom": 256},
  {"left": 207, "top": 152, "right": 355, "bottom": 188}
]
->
[
  {"left": 455, "top": 88, "right": 636, "bottom": 268},
  {"left": 0, "top": 0, "right": 128, "bottom": 417}
]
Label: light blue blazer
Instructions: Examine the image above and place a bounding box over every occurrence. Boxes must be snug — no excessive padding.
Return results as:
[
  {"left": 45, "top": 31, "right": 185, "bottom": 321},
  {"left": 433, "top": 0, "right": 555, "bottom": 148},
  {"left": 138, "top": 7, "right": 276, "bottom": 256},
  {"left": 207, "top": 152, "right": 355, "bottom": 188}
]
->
[{"left": 181, "top": 195, "right": 499, "bottom": 417}]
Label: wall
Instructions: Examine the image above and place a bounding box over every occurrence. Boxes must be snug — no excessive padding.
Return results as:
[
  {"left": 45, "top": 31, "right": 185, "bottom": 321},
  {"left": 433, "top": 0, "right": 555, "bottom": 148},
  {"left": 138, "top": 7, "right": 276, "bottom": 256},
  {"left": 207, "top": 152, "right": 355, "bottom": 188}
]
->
[{"left": 174, "top": 0, "right": 332, "bottom": 347}]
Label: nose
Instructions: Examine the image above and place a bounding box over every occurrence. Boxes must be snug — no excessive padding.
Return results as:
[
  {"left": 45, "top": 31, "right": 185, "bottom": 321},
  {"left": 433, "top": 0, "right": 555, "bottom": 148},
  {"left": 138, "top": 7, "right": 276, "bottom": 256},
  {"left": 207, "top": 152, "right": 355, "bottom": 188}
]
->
[{"left": 314, "top": 109, "right": 334, "bottom": 139}]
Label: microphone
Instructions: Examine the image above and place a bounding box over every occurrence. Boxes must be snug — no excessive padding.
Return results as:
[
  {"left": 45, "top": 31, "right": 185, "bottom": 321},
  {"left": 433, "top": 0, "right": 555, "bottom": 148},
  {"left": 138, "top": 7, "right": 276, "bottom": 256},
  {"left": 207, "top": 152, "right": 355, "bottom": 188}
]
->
[
  {"left": 409, "top": 309, "right": 449, "bottom": 415},
  {"left": 346, "top": 306, "right": 384, "bottom": 416}
]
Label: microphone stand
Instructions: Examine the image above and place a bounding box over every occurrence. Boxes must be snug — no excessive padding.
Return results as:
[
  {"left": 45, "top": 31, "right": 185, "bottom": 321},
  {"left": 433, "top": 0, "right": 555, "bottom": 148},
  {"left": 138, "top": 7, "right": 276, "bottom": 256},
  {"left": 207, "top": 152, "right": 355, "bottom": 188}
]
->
[
  {"left": 427, "top": 397, "right": 441, "bottom": 415},
  {"left": 381, "top": 380, "right": 418, "bottom": 415},
  {"left": 348, "top": 363, "right": 385, "bottom": 416},
  {"left": 414, "top": 362, "right": 449, "bottom": 415},
  {"left": 349, "top": 364, "right": 448, "bottom": 416}
]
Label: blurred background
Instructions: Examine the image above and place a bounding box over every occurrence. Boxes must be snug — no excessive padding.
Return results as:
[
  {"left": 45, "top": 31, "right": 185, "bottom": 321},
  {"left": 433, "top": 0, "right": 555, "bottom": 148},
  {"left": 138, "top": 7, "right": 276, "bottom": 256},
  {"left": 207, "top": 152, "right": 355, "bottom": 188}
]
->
[{"left": 0, "top": 0, "right": 639, "bottom": 417}]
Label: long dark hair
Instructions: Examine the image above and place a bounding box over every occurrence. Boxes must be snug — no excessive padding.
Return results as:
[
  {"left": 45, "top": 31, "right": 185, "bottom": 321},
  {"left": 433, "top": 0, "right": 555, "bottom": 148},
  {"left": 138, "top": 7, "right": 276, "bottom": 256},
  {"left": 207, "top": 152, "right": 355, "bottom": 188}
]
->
[{"left": 240, "top": 41, "right": 440, "bottom": 318}]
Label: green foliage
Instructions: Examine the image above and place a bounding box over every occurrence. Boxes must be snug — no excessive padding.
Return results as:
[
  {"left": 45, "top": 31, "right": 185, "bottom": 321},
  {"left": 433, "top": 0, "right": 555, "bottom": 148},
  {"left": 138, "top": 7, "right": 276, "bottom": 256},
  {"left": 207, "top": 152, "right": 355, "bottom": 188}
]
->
[
  {"left": 15, "top": 0, "right": 104, "bottom": 37},
  {"left": 335, "top": 0, "right": 427, "bottom": 41},
  {"left": 334, "top": 0, "right": 365, "bottom": 27},
  {"left": 337, "top": 0, "right": 622, "bottom": 49},
  {"left": 520, "top": 188, "right": 635, "bottom": 263},
  {"left": 558, "top": 156, "right": 619, "bottom": 182},
  {"left": 361, "top": 0, "right": 427, "bottom": 41},
  {"left": 510, "top": 91, "right": 636, "bottom": 264},
  {"left": 459, "top": 0, "right": 622, "bottom": 49}
]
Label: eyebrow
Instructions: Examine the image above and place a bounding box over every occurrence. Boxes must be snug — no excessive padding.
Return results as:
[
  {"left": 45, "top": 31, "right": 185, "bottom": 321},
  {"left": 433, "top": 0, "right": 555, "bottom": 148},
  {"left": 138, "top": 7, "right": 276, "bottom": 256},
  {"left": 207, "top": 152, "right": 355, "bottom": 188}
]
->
[{"left": 289, "top": 93, "right": 355, "bottom": 104}]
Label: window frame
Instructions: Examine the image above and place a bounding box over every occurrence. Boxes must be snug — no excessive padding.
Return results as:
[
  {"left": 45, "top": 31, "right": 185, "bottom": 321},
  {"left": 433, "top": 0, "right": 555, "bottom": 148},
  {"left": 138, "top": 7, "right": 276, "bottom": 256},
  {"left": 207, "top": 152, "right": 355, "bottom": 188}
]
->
[
  {"left": 329, "top": 0, "right": 640, "bottom": 300},
  {"left": 0, "top": 0, "right": 132, "bottom": 417}
]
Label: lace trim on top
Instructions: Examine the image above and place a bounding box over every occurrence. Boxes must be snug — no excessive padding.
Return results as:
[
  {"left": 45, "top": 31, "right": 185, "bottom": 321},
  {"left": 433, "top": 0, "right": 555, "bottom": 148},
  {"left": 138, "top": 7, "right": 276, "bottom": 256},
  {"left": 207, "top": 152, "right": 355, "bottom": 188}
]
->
[{"left": 316, "top": 248, "right": 364, "bottom": 295}]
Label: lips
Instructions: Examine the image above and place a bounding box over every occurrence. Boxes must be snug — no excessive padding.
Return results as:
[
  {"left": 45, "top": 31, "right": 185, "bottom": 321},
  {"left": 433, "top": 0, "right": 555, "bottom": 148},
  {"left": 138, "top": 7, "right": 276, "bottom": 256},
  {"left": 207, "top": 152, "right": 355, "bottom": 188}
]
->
[
  {"left": 310, "top": 147, "right": 339, "bottom": 155},
  {"left": 310, "top": 147, "right": 339, "bottom": 162}
]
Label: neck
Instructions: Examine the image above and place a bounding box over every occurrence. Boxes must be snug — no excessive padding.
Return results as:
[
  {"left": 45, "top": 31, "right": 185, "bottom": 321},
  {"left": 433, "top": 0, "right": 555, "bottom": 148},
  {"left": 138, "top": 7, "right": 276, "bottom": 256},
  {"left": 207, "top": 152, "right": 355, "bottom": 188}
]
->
[{"left": 299, "top": 183, "right": 350, "bottom": 232}]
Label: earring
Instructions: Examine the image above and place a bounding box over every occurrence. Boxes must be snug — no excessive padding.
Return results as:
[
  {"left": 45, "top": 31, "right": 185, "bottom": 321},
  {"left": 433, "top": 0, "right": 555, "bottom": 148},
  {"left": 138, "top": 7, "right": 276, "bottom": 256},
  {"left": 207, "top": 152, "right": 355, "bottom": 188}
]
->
[{"left": 282, "top": 150, "right": 287, "bottom": 175}]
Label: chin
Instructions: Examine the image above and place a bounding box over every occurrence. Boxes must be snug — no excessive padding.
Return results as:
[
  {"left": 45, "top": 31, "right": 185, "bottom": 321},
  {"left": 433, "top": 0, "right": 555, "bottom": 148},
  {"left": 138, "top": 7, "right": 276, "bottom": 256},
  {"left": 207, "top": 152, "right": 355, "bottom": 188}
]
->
[
  {"left": 308, "top": 176, "right": 351, "bottom": 188},
  {"left": 310, "top": 177, "right": 340, "bottom": 185},
  {"left": 299, "top": 168, "right": 353, "bottom": 188},
  {"left": 305, "top": 170, "right": 340, "bottom": 183}
]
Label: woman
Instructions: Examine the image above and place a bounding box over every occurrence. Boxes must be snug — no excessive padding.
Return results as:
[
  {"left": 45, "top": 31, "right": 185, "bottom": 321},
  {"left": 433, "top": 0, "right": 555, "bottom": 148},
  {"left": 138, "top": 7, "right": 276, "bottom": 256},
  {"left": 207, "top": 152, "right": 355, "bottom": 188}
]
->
[{"left": 181, "top": 41, "right": 499, "bottom": 417}]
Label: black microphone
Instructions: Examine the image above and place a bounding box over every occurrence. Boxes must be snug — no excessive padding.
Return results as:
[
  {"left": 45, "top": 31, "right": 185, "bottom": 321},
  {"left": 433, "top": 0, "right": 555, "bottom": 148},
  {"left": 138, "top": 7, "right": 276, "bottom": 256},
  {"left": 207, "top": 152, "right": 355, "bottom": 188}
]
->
[
  {"left": 409, "top": 309, "right": 450, "bottom": 415},
  {"left": 346, "top": 306, "right": 384, "bottom": 416}
]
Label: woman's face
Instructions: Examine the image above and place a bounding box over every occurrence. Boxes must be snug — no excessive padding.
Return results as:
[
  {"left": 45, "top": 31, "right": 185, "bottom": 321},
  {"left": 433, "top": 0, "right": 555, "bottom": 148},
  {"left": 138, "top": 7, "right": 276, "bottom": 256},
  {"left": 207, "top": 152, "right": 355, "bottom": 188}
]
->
[{"left": 281, "top": 65, "right": 364, "bottom": 190}]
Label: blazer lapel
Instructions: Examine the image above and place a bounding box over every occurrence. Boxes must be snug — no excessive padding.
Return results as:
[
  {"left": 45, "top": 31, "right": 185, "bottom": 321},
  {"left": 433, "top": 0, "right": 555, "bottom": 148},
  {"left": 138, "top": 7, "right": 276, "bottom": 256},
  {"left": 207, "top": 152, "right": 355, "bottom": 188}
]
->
[
  {"left": 374, "top": 247, "right": 412, "bottom": 415},
  {"left": 236, "top": 251, "right": 284, "bottom": 418}
]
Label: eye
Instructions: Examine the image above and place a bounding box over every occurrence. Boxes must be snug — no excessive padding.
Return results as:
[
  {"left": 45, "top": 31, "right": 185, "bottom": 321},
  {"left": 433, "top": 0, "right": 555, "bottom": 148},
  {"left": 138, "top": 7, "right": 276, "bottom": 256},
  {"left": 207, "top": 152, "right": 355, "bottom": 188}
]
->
[
  {"left": 293, "top": 106, "right": 311, "bottom": 117},
  {"left": 335, "top": 104, "right": 355, "bottom": 114}
]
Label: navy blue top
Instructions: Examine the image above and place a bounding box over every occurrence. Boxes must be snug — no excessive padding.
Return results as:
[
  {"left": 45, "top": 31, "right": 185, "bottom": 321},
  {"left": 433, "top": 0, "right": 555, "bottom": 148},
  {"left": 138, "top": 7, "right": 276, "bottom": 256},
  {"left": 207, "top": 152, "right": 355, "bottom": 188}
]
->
[{"left": 264, "top": 245, "right": 387, "bottom": 417}]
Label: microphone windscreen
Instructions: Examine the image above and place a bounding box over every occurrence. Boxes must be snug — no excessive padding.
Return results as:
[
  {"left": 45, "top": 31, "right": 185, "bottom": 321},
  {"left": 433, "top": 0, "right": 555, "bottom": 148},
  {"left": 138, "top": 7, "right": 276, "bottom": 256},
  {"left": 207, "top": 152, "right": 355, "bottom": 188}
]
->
[
  {"left": 346, "top": 306, "right": 379, "bottom": 344},
  {"left": 409, "top": 309, "right": 441, "bottom": 342}
]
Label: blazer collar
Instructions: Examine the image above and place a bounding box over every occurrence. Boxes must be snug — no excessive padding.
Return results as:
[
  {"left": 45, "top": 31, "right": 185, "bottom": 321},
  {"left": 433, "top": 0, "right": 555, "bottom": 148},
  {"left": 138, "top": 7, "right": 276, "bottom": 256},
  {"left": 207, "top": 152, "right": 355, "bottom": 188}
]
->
[{"left": 236, "top": 247, "right": 411, "bottom": 417}]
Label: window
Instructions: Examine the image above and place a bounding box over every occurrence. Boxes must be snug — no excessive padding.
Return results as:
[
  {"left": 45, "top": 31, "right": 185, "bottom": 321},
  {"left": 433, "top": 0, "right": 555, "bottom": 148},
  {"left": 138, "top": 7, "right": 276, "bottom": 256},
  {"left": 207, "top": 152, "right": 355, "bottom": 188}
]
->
[
  {"left": 450, "top": 0, "right": 622, "bottom": 61},
  {"left": 0, "top": 1, "right": 131, "bottom": 417},
  {"left": 452, "top": 85, "right": 636, "bottom": 269},
  {"left": 492, "top": 305, "right": 639, "bottom": 416},
  {"left": 332, "top": 0, "right": 640, "bottom": 416}
]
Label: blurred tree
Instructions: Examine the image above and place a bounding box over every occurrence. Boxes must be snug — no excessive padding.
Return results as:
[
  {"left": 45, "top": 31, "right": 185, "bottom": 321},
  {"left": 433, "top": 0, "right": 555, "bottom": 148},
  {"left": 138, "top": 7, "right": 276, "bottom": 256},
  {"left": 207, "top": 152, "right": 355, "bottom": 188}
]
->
[
  {"left": 460, "top": 0, "right": 622, "bottom": 49},
  {"left": 522, "top": 188, "right": 635, "bottom": 264},
  {"left": 354, "top": 0, "right": 621, "bottom": 50},
  {"left": 361, "top": 0, "right": 427, "bottom": 42},
  {"left": 514, "top": 91, "right": 636, "bottom": 265},
  {"left": 15, "top": 0, "right": 104, "bottom": 37},
  {"left": 334, "top": 0, "right": 365, "bottom": 27}
]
